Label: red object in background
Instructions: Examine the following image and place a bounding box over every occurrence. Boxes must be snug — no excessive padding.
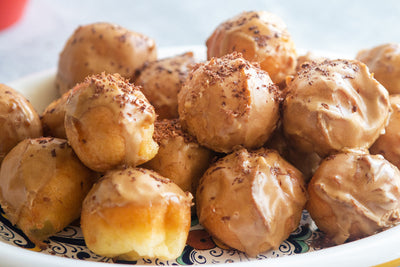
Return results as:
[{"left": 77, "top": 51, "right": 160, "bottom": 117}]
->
[{"left": 0, "top": 0, "right": 28, "bottom": 30}]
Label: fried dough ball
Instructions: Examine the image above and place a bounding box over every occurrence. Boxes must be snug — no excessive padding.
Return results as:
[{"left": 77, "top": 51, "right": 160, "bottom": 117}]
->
[
  {"left": 356, "top": 43, "right": 400, "bottom": 94},
  {"left": 41, "top": 89, "right": 71, "bottom": 139},
  {"left": 196, "top": 148, "right": 307, "bottom": 256},
  {"left": 136, "top": 52, "right": 195, "bottom": 119},
  {"left": 142, "top": 119, "right": 213, "bottom": 196},
  {"left": 206, "top": 11, "right": 297, "bottom": 85},
  {"left": 283, "top": 59, "right": 390, "bottom": 157},
  {"left": 0, "top": 84, "right": 42, "bottom": 163},
  {"left": 64, "top": 73, "right": 158, "bottom": 172},
  {"left": 370, "top": 95, "right": 400, "bottom": 168},
  {"left": 81, "top": 167, "right": 193, "bottom": 260},
  {"left": 0, "top": 137, "right": 95, "bottom": 247},
  {"left": 307, "top": 152, "right": 400, "bottom": 245},
  {"left": 178, "top": 52, "right": 281, "bottom": 153},
  {"left": 56, "top": 22, "right": 157, "bottom": 95}
]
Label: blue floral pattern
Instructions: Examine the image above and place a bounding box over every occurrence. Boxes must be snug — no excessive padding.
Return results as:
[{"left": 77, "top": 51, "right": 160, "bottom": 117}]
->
[{"left": 0, "top": 207, "right": 322, "bottom": 265}]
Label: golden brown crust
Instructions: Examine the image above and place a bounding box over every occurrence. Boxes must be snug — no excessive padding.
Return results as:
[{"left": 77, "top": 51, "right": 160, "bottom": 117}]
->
[
  {"left": 65, "top": 73, "right": 158, "bottom": 172},
  {"left": 0, "top": 84, "right": 42, "bottom": 163},
  {"left": 178, "top": 52, "right": 281, "bottom": 153},
  {"left": 56, "top": 22, "right": 157, "bottom": 95},
  {"left": 356, "top": 43, "right": 400, "bottom": 94},
  {"left": 283, "top": 59, "right": 390, "bottom": 157},
  {"left": 206, "top": 11, "right": 297, "bottom": 85},
  {"left": 136, "top": 52, "right": 196, "bottom": 119},
  {"left": 196, "top": 147, "right": 307, "bottom": 256},
  {"left": 307, "top": 152, "right": 400, "bottom": 244}
]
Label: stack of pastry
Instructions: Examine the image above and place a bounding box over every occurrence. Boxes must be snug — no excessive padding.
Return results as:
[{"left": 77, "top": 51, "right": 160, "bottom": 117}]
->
[{"left": 1, "top": 10, "right": 400, "bottom": 263}]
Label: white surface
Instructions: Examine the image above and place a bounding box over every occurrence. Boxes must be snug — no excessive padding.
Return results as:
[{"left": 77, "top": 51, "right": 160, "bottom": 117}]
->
[
  {"left": 1, "top": 0, "right": 400, "bottom": 83},
  {"left": 2, "top": 45, "right": 400, "bottom": 267}
]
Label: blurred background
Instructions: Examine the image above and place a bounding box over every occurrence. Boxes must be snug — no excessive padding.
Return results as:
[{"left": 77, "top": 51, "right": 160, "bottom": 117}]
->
[{"left": 1, "top": 0, "right": 400, "bottom": 83}]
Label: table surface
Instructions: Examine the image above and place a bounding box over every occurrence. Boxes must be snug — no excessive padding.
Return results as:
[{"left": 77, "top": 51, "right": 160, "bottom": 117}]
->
[{"left": 1, "top": 0, "right": 400, "bottom": 83}]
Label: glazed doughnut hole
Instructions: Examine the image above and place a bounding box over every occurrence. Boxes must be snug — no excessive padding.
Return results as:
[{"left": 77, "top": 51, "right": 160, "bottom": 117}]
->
[
  {"left": 41, "top": 89, "right": 71, "bottom": 139},
  {"left": 206, "top": 11, "right": 297, "bottom": 85},
  {"left": 56, "top": 22, "right": 157, "bottom": 95},
  {"left": 283, "top": 59, "right": 390, "bottom": 157},
  {"left": 307, "top": 151, "right": 400, "bottom": 245},
  {"left": 178, "top": 52, "right": 281, "bottom": 153},
  {"left": 64, "top": 72, "right": 158, "bottom": 172},
  {"left": 356, "top": 43, "right": 400, "bottom": 95},
  {"left": 0, "top": 137, "right": 95, "bottom": 247},
  {"left": 0, "top": 84, "right": 42, "bottom": 163},
  {"left": 136, "top": 52, "right": 196, "bottom": 119},
  {"left": 81, "top": 167, "right": 193, "bottom": 260},
  {"left": 196, "top": 148, "right": 307, "bottom": 256},
  {"left": 370, "top": 95, "right": 400, "bottom": 168},
  {"left": 142, "top": 119, "right": 214, "bottom": 197}
]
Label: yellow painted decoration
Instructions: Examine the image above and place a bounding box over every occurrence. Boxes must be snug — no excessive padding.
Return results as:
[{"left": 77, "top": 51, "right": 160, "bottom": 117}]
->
[{"left": 373, "top": 257, "right": 400, "bottom": 267}]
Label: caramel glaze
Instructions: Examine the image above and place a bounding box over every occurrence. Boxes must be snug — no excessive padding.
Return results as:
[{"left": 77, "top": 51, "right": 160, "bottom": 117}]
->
[
  {"left": 0, "top": 138, "right": 68, "bottom": 223},
  {"left": 206, "top": 11, "right": 297, "bottom": 85},
  {"left": 65, "top": 73, "right": 158, "bottom": 172},
  {"left": 41, "top": 89, "right": 71, "bottom": 139},
  {"left": 136, "top": 52, "right": 196, "bottom": 119},
  {"left": 0, "top": 137, "right": 94, "bottom": 229},
  {"left": 283, "top": 59, "right": 390, "bottom": 157},
  {"left": 142, "top": 119, "right": 213, "bottom": 195},
  {"left": 0, "top": 84, "right": 42, "bottom": 163},
  {"left": 196, "top": 147, "right": 307, "bottom": 256},
  {"left": 178, "top": 52, "right": 281, "bottom": 153},
  {"left": 307, "top": 152, "right": 400, "bottom": 245},
  {"left": 356, "top": 43, "right": 400, "bottom": 95},
  {"left": 295, "top": 51, "right": 327, "bottom": 72},
  {"left": 56, "top": 22, "right": 157, "bottom": 95},
  {"left": 83, "top": 167, "right": 193, "bottom": 215},
  {"left": 370, "top": 95, "right": 400, "bottom": 169}
]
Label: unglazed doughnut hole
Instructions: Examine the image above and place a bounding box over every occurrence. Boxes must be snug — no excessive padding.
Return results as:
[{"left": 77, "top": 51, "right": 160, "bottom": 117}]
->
[
  {"left": 307, "top": 152, "right": 400, "bottom": 245},
  {"left": 0, "top": 84, "right": 42, "bottom": 163},
  {"left": 206, "top": 11, "right": 297, "bottom": 85},
  {"left": 0, "top": 138, "right": 95, "bottom": 247},
  {"left": 178, "top": 52, "right": 280, "bottom": 153},
  {"left": 356, "top": 43, "right": 400, "bottom": 94},
  {"left": 56, "top": 22, "right": 157, "bottom": 95},
  {"left": 136, "top": 52, "right": 196, "bottom": 119},
  {"left": 64, "top": 73, "right": 158, "bottom": 172},
  {"left": 142, "top": 119, "right": 213, "bottom": 196},
  {"left": 283, "top": 59, "right": 390, "bottom": 157},
  {"left": 196, "top": 148, "right": 307, "bottom": 256},
  {"left": 81, "top": 167, "right": 193, "bottom": 260},
  {"left": 370, "top": 95, "right": 400, "bottom": 168}
]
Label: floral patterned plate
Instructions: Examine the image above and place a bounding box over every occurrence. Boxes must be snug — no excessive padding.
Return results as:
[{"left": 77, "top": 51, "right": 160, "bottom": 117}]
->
[
  {"left": 0, "top": 207, "right": 320, "bottom": 265},
  {"left": 2, "top": 46, "right": 400, "bottom": 267}
]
